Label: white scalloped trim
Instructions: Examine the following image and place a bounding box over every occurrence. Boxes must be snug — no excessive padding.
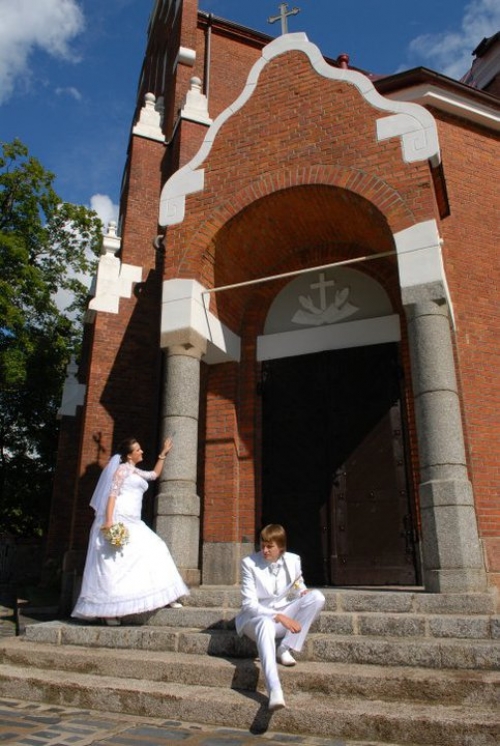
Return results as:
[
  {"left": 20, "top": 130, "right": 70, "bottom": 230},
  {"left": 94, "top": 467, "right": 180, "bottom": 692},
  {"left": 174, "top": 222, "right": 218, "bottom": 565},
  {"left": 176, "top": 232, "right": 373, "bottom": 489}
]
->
[{"left": 159, "top": 33, "right": 440, "bottom": 227}]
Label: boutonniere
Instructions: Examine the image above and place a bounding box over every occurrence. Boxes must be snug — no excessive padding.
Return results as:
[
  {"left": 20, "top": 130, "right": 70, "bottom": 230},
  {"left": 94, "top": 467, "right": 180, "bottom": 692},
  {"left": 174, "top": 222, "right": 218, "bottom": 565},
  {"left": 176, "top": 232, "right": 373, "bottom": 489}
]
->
[{"left": 285, "top": 575, "right": 304, "bottom": 601}]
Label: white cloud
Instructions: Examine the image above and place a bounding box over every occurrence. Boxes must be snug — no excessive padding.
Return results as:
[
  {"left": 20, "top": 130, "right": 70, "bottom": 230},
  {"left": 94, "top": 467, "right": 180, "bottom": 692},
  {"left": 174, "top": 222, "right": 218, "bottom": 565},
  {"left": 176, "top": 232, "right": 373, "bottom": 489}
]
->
[
  {"left": 90, "top": 194, "right": 119, "bottom": 231},
  {"left": 0, "top": 0, "right": 84, "bottom": 104},
  {"left": 408, "top": 0, "right": 500, "bottom": 79},
  {"left": 55, "top": 86, "right": 82, "bottom": 101}
]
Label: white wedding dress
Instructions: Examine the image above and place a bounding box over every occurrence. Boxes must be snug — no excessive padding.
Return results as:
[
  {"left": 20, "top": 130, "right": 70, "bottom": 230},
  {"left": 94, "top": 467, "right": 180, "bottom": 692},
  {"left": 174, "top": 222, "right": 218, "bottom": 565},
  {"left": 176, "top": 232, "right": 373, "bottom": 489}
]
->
[{"left": 72, "top": 463, "right": 189, "bottom": 619}]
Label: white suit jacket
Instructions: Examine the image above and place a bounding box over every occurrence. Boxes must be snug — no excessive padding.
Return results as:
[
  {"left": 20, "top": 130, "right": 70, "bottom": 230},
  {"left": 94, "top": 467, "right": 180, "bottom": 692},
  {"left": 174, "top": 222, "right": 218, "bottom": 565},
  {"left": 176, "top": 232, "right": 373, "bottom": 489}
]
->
[{"left": 235, "top": 550, "right": 307, "bottom": 635}]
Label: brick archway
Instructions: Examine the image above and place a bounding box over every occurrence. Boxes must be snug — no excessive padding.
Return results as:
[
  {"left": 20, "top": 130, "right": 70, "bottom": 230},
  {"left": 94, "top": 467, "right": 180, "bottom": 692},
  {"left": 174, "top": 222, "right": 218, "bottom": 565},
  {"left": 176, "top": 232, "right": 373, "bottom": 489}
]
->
[{"left": 175, "top": 165, "right": 419, "bottom": 282}]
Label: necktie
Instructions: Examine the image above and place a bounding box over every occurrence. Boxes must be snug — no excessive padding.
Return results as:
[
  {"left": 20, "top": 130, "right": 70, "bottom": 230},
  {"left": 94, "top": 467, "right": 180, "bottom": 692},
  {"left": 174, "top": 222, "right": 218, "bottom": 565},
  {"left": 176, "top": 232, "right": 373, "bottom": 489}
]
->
[{"left": 269, "top": 560, "right": 282, "bottom": 595}]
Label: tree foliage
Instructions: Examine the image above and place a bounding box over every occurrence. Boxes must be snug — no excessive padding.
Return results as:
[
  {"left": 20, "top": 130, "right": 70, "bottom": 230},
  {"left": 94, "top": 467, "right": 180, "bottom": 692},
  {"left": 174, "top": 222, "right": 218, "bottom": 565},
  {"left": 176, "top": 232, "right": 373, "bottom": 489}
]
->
[{"left": 0, "top": 139, "right": 102, "bottom": 537}]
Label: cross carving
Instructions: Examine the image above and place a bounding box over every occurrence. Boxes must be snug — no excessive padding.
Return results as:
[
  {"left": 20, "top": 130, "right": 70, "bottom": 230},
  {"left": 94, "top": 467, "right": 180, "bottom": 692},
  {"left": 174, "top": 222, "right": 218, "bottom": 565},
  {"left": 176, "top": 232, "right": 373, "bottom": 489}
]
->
[
  {"left": 268, "top": 3, "right": 301, "bottom": 35},
  {"left": 311, "top": 273, "right": 335, "bottom": 311}
]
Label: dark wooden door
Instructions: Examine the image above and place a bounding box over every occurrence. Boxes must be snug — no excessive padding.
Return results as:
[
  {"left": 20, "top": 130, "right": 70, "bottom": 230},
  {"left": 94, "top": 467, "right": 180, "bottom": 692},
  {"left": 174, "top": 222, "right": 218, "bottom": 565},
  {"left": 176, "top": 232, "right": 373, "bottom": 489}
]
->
[{"left": 261, "top": 344, "right": 419, "bottom": 586}]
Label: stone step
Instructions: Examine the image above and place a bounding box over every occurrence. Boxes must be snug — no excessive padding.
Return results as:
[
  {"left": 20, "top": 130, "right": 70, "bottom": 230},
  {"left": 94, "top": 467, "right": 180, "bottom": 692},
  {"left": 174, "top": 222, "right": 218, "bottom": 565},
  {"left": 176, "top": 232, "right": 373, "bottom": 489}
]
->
[
  {"left": 2, "top": 639, "right": 499, "bottom": 708},
  {"left": 184, "top": 587, "right": 498, "bottom": 614},
  {"left": 141, "top": 606, "right": 500, "bottom": 640},
  {"left": 0, "top": 661, "right": 498, "bottom": 746},
  {"left": 24, "top": 620, "right": 500, "bottom": 670}
]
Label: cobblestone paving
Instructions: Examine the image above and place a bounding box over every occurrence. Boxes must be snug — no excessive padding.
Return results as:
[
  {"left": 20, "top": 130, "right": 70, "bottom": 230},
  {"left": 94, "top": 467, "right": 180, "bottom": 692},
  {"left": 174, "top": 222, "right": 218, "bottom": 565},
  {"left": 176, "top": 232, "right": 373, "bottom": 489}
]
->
[{"left": 0, "top": 698, "right": 348, "bottom": 746}]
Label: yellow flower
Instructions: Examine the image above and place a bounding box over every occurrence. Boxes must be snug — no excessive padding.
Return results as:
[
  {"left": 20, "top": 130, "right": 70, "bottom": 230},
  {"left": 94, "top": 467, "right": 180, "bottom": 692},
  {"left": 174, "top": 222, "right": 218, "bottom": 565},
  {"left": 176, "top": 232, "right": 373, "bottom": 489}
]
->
[{"left": 101, "top": 522, "right": 130, "bottom": 548}]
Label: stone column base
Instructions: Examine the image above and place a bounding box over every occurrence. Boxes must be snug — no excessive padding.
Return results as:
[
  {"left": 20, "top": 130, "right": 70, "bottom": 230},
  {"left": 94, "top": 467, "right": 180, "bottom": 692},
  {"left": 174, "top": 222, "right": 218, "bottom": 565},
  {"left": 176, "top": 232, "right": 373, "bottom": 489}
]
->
[
  {"left": 182, "top": 568, "right": 201, "bottom": 587},
  {"left": 420, "top": 479, "right": 487, "bottom": 593},
  {"left": 424, "top": 569, "right": 488, "bottom": 593},
  {"left": 202, "top": 541, "right": 254, "bottom": 585}
]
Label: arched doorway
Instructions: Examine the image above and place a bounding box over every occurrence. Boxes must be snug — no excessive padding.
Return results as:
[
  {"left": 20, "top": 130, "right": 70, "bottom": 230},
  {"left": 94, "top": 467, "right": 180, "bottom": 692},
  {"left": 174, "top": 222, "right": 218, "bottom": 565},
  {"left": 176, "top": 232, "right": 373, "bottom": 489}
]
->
[{"left": 258, "top": 267, "right": 421, "bottom": 587}]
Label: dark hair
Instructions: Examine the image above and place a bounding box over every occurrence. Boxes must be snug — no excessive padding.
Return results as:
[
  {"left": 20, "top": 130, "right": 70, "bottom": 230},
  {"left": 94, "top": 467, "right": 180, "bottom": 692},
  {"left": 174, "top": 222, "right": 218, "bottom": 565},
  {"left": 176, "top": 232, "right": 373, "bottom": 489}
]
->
[
  {"left": 260, "top": 524, "right": 287, "bottom": 551},
  {"left": 117, "top": 437, "right": 138, "bottom": 463}
]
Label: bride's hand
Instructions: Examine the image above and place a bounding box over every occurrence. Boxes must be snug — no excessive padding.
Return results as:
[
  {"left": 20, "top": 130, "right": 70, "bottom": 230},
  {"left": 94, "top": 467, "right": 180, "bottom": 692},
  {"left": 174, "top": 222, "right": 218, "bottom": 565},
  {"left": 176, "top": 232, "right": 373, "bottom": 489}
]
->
[{"left": 162, "top": 437, "right": 173, "bottom": 454}]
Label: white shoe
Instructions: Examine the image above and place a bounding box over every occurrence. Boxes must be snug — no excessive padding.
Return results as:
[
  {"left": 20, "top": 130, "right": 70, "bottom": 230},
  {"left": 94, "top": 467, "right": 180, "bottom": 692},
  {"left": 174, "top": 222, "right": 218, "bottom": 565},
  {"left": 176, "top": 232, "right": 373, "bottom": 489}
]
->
[
  {"left": 277, "top": 645, "right": 296, "bottom": 666},
  {"left": 268, "top": 688, "right": 286, "bottom": 711},
  {"left": 168, "top": 601, "right": 183, "bottom": 608},
  {"left": 103, "top": 617, "right": 121, "bottom": 626}
]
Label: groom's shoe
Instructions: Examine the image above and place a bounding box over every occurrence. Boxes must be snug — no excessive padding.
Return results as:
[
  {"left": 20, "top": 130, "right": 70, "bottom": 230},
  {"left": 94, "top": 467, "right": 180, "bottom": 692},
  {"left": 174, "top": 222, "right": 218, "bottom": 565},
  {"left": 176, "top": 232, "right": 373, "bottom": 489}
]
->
[
  {"left": 268, "top": 688, "right": 286, "bottom": 711},
  {"left": 277, "top": 644, "right": 296, "bottom": 666}
]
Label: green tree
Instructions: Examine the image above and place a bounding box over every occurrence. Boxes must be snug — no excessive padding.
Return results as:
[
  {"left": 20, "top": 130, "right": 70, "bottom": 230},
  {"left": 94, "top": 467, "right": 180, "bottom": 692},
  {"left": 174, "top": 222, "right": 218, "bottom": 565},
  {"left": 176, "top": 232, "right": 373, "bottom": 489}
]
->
[{"left": 0, "top": 139, "right": 102, "bottom": 537}]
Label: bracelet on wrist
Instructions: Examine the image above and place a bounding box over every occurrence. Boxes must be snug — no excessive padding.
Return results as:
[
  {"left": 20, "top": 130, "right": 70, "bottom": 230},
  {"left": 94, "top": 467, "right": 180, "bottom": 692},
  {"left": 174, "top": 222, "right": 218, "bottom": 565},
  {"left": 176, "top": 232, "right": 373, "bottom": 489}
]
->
[{"left": 158, "top": 455, "right": 166, "bottom": 460}]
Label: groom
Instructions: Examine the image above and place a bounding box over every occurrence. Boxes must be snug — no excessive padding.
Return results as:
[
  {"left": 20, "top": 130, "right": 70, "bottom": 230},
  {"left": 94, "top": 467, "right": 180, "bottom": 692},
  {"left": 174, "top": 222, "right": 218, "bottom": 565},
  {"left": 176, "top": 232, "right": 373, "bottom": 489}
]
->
[{"left": 235, "top": 524, "right": 325, "bottom": 710}]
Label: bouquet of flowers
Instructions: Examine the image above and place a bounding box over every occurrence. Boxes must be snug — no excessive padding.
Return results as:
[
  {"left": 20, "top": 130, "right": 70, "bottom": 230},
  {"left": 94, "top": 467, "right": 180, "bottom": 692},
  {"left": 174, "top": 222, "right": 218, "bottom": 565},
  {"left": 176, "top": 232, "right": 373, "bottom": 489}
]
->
[{"left": 101, "top": 522, "right": 130, "bottom": 549}]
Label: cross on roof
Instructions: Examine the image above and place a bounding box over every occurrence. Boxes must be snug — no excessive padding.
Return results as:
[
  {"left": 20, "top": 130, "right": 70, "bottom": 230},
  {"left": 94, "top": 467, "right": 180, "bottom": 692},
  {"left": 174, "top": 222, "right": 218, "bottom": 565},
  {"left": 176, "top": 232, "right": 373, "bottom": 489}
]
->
[{"left": 268, "top": 3, "right": 301, "bottom": 35}]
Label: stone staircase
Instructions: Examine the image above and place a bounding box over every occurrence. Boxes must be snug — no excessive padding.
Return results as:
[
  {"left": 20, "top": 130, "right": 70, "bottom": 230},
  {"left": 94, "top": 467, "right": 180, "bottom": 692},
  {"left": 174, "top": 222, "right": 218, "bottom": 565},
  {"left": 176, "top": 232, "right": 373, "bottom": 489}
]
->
[{"left": 0, "top": 587, "right": 499, "bottom": 745}]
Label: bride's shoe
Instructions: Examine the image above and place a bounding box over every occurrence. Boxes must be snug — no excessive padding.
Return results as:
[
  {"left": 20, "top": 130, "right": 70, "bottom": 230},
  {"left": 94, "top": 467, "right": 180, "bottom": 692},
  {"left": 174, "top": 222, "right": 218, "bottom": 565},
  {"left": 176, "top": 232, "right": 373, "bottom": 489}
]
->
[
  {"left": 168, "top": 601, "right": 183, "bottom": 608},
  {"left": 102, "top": 617, "right": 121, "bottom": 626}
]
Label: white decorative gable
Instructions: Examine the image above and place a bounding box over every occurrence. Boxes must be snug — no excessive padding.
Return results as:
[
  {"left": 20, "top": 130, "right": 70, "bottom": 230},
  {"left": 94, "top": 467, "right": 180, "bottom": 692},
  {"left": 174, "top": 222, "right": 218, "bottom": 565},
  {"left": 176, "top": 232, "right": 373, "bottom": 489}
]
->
[{"left": 159, "top": 32, "right": 441, "bottom": 227}]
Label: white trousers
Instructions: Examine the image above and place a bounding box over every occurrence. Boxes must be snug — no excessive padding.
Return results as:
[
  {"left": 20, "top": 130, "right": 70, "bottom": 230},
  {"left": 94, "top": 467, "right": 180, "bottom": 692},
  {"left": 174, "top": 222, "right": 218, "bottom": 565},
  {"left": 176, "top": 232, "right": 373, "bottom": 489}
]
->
[{"left": 240, "top": 589, "right": 325, "bottom": 693}]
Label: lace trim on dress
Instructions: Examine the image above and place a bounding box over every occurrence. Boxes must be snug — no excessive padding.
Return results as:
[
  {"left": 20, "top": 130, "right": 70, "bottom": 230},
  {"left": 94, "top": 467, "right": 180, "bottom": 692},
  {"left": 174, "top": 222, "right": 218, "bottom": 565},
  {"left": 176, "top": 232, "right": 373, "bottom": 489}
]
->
[{"left": 109, "top": 464, "right": 158, "bottom": 500}]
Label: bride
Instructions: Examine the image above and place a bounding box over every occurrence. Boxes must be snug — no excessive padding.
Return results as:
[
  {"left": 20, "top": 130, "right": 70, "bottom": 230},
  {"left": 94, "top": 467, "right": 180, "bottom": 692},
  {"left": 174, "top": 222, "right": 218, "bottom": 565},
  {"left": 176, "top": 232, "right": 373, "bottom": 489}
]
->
[{"left": 72, "top": 436, "right": 189, "bottom": 624}]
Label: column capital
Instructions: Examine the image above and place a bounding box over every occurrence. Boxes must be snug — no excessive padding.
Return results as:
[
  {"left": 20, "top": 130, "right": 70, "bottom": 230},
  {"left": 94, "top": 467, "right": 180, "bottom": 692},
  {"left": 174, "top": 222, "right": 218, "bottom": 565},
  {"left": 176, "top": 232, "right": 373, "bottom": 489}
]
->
[{"left": 167, "top": 341, "right": 207, "bottom": 359}]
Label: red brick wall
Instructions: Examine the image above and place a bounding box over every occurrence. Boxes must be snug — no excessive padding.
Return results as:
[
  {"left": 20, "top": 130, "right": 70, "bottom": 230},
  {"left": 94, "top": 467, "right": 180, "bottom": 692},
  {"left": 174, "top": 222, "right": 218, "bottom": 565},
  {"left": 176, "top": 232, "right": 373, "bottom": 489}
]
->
[
  {"left": 172, "top": 49, "right": 438, "bottom": 550},
  {"left": 195, "top": 21, "right": 267, "bottom": 120},
  {"left": 164, "top": 51, "right": 438, "bottom": 284},
  {"left": 66, "top": 136, "right": 166, "bottom": 551},
  {"left": 435, "top": 111, "right": 500, "bottom": 587},
  {"left": 46, "top": 411, "right": 84, "bottom": 562}
]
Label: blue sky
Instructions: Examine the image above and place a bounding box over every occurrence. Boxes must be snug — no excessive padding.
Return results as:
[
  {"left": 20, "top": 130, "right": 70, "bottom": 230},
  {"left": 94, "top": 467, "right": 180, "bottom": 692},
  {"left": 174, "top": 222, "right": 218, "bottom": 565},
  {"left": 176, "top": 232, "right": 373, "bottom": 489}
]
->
[{"left": 1, "top": 0, "right": 499, "bottom": 228}]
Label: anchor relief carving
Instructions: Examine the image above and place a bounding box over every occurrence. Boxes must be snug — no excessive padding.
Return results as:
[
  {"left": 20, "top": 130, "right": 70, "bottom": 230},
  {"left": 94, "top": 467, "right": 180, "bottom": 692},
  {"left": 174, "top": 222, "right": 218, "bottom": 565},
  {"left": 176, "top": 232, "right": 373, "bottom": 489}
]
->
[{"left": 292, "top": 272, "right": 359, "bottom": 326}]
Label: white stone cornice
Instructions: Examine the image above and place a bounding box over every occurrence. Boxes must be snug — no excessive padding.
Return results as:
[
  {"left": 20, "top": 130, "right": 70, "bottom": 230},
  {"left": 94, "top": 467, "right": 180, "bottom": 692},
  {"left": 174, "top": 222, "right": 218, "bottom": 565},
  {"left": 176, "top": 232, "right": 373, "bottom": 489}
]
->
[
  {"left": 57, "top": 356, "right": 86, "bottom": 419},
  {"left": 385, "top": 84, "right": 500, "bottom": 132},
  {"left": 159, "top": 33, "right": 440, "bottom": 227},
  {"left": 394, "top": 219, "right": 454, "bottom": 323},
  {"left": 161, "top": 279, "right": 241, "bottom": 363},
  {"left": 394, "top": 220, "right": 443, "bottom": 288}
]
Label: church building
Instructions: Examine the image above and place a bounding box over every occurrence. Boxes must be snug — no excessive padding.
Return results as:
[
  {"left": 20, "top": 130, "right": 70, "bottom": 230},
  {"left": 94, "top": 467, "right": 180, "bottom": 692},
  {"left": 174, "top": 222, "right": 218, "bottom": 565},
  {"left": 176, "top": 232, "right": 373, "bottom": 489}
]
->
[{"left": 50, "top": 0, "right": 500, "bottom": 610}]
